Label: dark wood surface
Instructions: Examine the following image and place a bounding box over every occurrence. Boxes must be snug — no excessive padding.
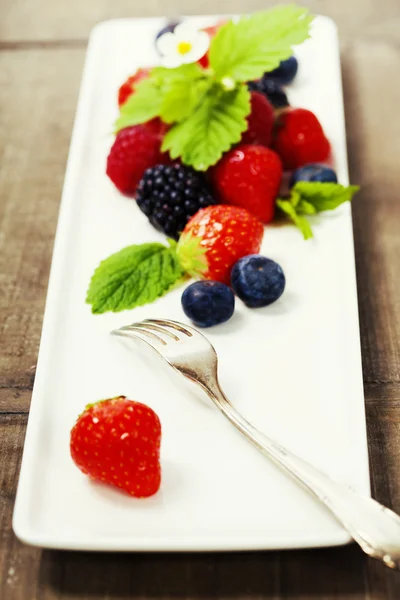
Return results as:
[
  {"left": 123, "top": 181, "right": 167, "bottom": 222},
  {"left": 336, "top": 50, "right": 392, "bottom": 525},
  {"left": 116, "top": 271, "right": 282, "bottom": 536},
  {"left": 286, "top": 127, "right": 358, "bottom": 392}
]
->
[{"left": 1, "top": 0, "right": 400, "bottom": 598}]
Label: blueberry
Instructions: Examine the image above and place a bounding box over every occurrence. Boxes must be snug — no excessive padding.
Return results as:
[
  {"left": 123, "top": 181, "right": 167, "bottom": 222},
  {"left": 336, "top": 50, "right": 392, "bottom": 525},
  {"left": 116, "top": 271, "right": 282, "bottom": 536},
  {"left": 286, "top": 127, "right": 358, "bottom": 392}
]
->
[
  {"left": 248, "top": 78, "right": 289, "bottom": 108},
  {"left": 231, "top": 255, "right": 286, "bottom": 308},
  {"left": 268, "top": 56, "right": 298, "bottom": 85},
  {"left": 155, "top": 20, "right": 181, "bottom": 44},
  {"left": 181, "top": 281, "right": 235, "bottom": 328},
  {"left": 290, "top": 163, "right": 338, "bottom": 187}
]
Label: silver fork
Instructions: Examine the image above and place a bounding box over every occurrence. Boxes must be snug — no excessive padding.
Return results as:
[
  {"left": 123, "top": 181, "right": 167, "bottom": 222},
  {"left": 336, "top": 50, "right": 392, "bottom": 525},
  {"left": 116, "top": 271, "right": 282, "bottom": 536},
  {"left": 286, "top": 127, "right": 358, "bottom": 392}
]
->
[{"left": 112, "top": 318, "right": 400, "bottom": 569}]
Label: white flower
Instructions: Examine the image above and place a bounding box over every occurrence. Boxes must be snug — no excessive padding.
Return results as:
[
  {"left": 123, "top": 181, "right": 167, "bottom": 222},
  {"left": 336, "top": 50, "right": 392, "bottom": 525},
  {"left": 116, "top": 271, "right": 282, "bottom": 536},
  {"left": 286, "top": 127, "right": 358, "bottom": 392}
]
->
[{"left": 156, "top": 22, "right": 210, "bottom": 68}]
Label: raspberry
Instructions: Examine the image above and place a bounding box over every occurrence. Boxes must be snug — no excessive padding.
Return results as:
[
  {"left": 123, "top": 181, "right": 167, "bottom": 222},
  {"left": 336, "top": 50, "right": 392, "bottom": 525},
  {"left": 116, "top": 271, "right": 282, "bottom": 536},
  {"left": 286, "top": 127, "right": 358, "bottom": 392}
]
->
[
  {"left": 241, "top": 91, "right": 274, "bottom": 147},
  {"left": 136, "top": 164, "right": 217, "bottom": 239},
  {"left": 106, "top": 125, "right": 169, "bottom": 195}
]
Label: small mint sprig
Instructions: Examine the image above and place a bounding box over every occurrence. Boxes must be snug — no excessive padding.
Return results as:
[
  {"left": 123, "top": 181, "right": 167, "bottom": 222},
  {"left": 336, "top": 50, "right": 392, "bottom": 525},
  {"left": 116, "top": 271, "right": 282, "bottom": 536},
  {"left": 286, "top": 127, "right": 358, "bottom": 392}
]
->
[
  {"left": 277, "top": 182, "right": 360, "bottom": 239},
  {"left": 115, "top": 5, "right": 314, "bottom": 171},
  {"left": 86, "top": 240, "right": 185, "bottom": 314}
]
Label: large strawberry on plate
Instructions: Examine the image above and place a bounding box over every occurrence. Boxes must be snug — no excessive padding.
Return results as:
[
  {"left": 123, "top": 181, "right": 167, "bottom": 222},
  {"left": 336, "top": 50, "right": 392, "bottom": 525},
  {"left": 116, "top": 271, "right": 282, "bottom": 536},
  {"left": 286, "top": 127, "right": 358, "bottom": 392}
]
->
[
  {"left": 70, "top": 396, "right": 162, "bottom": 498},
  {"left": 177, "top": 205, "right": 264, "bottom": 285}
]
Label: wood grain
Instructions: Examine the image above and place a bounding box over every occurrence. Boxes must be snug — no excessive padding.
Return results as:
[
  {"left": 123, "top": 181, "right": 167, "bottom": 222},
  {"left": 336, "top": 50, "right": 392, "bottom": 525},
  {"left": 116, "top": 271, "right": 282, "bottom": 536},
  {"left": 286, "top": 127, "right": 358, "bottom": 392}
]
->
[
  {"left": 1, "top": 0, "right": 400, "bottom": 598},
  {"left": 1, "top": 0, "right": 400, "bottom": 44},
  {"left": 0, "top": 48, "right": 83, "bottom": 391}
]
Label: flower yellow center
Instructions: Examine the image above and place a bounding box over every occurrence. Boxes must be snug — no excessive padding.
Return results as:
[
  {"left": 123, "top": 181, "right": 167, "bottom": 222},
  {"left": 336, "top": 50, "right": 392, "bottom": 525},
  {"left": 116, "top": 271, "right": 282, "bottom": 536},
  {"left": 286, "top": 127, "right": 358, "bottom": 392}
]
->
[{"left": 177, "top": 41, "right": 192, "bottom": 55}]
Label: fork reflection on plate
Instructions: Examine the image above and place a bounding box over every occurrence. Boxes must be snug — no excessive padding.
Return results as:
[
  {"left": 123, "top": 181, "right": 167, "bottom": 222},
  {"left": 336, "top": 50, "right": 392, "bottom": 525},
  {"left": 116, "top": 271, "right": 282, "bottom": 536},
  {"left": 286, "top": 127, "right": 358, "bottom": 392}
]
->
[{"left": 112, "top": 318, "right": 400, "bottom": 569}]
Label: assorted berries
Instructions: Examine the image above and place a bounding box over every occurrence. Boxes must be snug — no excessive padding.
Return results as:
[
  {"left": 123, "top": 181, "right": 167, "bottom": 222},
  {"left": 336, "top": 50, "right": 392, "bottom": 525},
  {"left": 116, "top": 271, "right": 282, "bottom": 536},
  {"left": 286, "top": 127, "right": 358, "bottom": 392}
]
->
[
  {"left": 212, "top": 145, "right": 282, "bottom": 224},
  {"left": 98, "top": 18, "right": 355, "bottom": 328},
  {"left": 273, "top": 108, "right": 331, "bottom": 170},
  {"left": 106, "top": 124, "right": 169, "bottom": 195},
  {"left": 177, "top": 205, "right": 264, "bottom": 285},
  {"left": 182, "top": 281, "right": 235, "bottom": 327},
  {"left": 70, "top": 396, "right": 161, "bottom": 498},
  {"left": 136, "top": 164, "right": 217, "bottom": 239},
  {"left": 290, "top": 163, "right": 338, "bottom": 186},
  {"left": 231, "top": 255, "right": 286, "bottom": 308}
]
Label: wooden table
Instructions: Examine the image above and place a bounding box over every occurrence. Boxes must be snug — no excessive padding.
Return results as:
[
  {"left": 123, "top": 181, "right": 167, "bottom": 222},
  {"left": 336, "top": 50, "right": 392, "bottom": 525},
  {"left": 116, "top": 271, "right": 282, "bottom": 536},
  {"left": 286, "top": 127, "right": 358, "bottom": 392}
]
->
[{"left": 1, "top": 0, "right": 400, "bottom": 597}]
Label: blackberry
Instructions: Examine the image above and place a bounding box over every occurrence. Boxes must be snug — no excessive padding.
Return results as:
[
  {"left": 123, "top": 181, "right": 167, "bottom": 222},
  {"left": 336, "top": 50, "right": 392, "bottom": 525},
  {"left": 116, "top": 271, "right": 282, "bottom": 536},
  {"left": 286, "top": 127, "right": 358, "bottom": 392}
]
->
[
  {"left": 248, "top": 77, "right": 289, "bottom": 109},
  {"left": 268, "top": 56, "right": 298, "bottom": 85},
  {"left": 136, "top": 164, "right": 217, "bottom": 240}
]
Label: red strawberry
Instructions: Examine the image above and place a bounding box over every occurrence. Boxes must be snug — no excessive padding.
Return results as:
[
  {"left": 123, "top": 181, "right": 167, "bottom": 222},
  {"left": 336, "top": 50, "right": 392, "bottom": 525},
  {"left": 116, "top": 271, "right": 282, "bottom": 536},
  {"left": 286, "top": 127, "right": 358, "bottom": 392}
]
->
[
  {"left": 212, "top": 145, "right": 282, "bottom": 223},
  {"left": 177, "top": 205, "right": 264, "bottom": 284},
  {"left": 197, "top": 21, "right": 225, "bottom": 68},
  {"left": 273, "top": 108, "right": 331, "bottom": 170},
  {"left": 241, "top": 92, "right": 274, "bottom": 147},
  {"left": 70, "top": 396, "right": 161, "bottom": 498},
  {"left": 118, "top": 68, "right": 152, "bottom": 107},
  {"left": 106, "top": 124, "right": 169, "bottom": 194}
]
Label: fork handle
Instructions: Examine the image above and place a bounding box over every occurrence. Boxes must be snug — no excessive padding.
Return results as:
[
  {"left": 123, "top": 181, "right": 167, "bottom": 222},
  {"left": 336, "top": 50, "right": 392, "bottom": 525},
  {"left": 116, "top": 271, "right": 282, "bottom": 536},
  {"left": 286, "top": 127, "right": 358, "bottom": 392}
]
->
[{"left": 207, "top": 382, "right": 400, "bottom": 569}]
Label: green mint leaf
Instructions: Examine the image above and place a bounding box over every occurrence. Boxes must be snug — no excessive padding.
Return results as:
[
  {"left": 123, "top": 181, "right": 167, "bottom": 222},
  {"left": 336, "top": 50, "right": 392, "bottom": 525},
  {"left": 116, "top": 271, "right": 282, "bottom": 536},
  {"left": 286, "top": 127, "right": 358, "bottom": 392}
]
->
[
  {"left": 276, "top": 199, "right": 313, "bottom": 240},
  {"left": 161, "top": 83, "right": 251, "bottom": 170},
  {"left": 293, "top": 182, "right": 360, "bottom": 212},
  {"left": 209, "top": 5, "right": 313, "bottom": 82},
  {"left": 86, "top": 242, "right": 184, "bottom": 314},
  {"left": 276, "top": 182, "right": 359, "bottom": 239},
  {"left": 297, "top": 199, "right": 317, "bottom": 215},
  {"left": 115, "top": 64, "right": 208, "bottom": 132},
  {"left": 115, "top": 79, "right": 163, "bottom": 132}
]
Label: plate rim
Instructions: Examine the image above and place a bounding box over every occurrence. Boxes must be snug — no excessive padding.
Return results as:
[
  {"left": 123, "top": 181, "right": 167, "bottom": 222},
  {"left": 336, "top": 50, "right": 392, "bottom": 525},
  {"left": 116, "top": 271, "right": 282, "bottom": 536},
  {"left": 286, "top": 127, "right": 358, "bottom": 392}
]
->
[{"left": 12, "top": 14, "right": 369, "bottom": 551}]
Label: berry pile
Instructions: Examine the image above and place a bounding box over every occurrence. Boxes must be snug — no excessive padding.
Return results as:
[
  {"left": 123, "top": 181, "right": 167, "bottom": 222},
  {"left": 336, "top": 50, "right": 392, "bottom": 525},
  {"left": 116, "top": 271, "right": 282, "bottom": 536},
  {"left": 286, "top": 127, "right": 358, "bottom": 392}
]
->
[
  {"left": 90, "top": 12, "right": 360, "bottom": 330},
  {"left": 136, "top": 164, "right": 217, "bottom": 239},
  {"left": 82, "top": 10, "right": 362, "bottom": 503}
]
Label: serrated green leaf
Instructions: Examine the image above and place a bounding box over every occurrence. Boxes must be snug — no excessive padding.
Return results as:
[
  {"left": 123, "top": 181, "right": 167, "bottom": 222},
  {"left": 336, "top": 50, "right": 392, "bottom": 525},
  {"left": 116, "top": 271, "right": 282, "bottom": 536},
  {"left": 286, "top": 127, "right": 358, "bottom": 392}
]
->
[
  {"left": 160, "top": 78, "right": 212, "bottom": 124},
  {"left": 86, "top": 242, "right": 184, "bottom": 314},
  {"left": 161, "top": 84, "right": 251, "bottom": 170},
  {"left": 276, "top": 199, "right": 313, "bottom": 240},
  {"left": 151, "top": 63, "right": 205, "bottom": 82},
  {"left": 276, "top": 181, "right": 359, "bottom": 239},
  {"left": 114, "top": 64, "right": 208, "bottom": 132},
  {"left": 209, "top": 5, "right": 313, "bottom": 82},
  {"left": 114, "top": 78, "right": 163, "bottom": 132},
  {"left": 294, "top": 182, "right": 360, "bottom": 212}
]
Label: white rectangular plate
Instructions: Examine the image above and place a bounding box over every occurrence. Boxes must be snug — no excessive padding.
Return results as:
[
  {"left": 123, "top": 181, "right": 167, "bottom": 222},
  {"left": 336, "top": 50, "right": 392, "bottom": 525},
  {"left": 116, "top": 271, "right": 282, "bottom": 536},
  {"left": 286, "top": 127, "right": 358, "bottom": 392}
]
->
[{"left": 13, "top": 15, "right": 370, "bottom": 551}]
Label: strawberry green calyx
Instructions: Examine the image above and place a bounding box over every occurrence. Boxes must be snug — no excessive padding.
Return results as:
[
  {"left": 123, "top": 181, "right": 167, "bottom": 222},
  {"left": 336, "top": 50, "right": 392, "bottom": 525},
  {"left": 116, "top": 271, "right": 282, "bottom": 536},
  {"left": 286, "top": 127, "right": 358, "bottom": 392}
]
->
[
  {"left": 176, "top": 231, "right": 209, "bottom": 278},
  {"left": 78, "top": 397, "right": 127, "bottom": 419}
]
